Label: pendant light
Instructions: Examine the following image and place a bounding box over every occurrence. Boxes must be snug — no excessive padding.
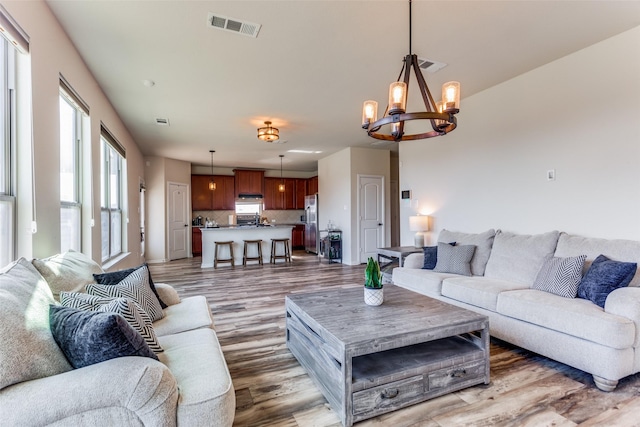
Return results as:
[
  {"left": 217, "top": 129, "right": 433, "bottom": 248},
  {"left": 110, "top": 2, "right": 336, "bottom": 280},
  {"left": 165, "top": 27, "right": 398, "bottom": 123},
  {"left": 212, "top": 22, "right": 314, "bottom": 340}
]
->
[
  {"left": 278, "top": 155, "right": 285, "bottom": 192},
  {"left": 361, "top": 0, "right": 460, "bottom": 141},
  {"left": 208, "top": 150, "right": 216, "bottom": 191}
]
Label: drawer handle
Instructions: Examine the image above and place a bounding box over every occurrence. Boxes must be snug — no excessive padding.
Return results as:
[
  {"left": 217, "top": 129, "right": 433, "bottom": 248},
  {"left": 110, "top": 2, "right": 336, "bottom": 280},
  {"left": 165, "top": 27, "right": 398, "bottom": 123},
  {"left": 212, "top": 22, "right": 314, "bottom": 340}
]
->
[
  {"left": 451, "top": 369, "right": 467, "bottom": 378},
  {"left": 381, "top": 388, "right": 399, "bottom": 399}
]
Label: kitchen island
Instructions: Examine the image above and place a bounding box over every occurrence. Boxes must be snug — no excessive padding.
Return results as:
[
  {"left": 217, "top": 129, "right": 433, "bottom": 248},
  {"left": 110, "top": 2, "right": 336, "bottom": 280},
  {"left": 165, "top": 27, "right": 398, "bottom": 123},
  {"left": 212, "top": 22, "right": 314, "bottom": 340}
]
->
[{"left": 200, "top": 225, "right": 294, "bottom": 268}]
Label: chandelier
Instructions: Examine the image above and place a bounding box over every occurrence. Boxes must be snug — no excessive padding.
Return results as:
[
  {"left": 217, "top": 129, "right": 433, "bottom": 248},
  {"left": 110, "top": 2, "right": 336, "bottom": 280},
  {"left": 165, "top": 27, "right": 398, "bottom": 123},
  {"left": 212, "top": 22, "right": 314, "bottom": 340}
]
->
[
  {"left": 361, "top": 0, "right": 460, "bottom": 141},
  {"left": 208, "top": 150, "right": 216, "bottom": 191},
  {"left": 257, "top": 121, "right": 279, "bottom": 142}
]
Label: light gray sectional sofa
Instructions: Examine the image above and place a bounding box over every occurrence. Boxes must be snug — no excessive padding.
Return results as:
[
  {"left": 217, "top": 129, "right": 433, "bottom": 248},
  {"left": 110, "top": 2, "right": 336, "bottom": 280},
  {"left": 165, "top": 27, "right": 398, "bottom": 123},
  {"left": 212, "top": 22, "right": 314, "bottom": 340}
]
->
[
  {"left": 0, "top": 251, "right": 235, "bottom": 426},
  {"left": 392, "top": 229, "right": 640, "bottom": 391}
]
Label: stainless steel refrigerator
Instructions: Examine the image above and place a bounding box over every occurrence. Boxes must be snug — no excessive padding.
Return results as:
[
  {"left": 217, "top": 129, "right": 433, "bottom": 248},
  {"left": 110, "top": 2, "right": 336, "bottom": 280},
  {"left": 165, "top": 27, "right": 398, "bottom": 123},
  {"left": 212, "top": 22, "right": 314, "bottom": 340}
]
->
[{"left": 304, "top": 194, "right": 318, "bottom": 254}]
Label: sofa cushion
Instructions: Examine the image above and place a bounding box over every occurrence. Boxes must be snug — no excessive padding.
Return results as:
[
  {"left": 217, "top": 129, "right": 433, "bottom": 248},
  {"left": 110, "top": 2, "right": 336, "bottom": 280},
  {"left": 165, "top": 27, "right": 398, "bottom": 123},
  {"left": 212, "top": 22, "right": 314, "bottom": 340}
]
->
[
  {"left": 433, "top": 243, "right": 475, "bottom": 276},
  {"left": 49, "top": 305, "right": 158, "bottom": 369},
  {"left": 554, "top": 233, "right": 640, "bottom": 287},
  {"left": 153, "top": 295, "right": 214, "bottom": 337},
  {"left": 438, "top": 229, "right": 496, "bottom": 276},
  {"left": 60, "top": 292, "right": 163, "bottom": 353},
  {"left": 422, "top": 246, "right": 438, "bottom": 269},
  {"left": 157, "top": 328, "right": 235, "bottom": 426},
  {"left": 577, "top": 255, "right": 637, "bottom": 308},
  {"left": 442, "top": 276, "right": 530, "bottom": 311},
  {"left": 391, "top": 268, "right": 459, "bottom": 297},
  {"left": 32, "top": 250, "right": 103, "bottom": 301},
  {"left": 532, "top": 255, "right": 586, "bottom": 298},
  {"left": 94, "top": 264, "right": 168, "bottom": 309},
  {"left": 497, "top": 289, "right": 635, "bottom": 349},
  {"left": 484, "top": 230, "right": 560, "bottom": 285},
  {"left": 86, "top": 265, "right": 164, "bottom": 322},
  {"left": 0, "top": 258, "right": 72, "bottom": 390}
]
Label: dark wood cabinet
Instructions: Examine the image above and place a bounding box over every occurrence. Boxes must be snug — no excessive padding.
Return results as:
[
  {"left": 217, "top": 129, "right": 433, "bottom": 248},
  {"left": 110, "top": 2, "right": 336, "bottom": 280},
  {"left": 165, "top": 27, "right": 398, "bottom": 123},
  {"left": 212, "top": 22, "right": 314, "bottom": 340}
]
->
[
  {"left": 292, "top": 224, "right": 305, "bottom": 249},
  {"left": 295, "top": 179, "right": 307, "bottom": 209},
  {"left": 264, "top": 177, "right": 298, "bottom": 210},
  {"left": 307, "top": 176, "right": 318, "bottom": 195},
  {"left": 192, "top": 227, "right": 202, "bottom": 255},
  {"left": 192, "top": 175, "right": 234, "bottom": 210},
  {"left": 234, "top": 169, "right": 264, "bottom": 197}
]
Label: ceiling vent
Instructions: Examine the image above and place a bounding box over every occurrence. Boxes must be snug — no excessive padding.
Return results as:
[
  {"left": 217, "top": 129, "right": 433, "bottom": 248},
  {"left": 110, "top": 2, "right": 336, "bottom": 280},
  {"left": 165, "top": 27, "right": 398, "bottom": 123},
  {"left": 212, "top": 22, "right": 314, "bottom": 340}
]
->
[
  {"left": 417, "top": 57, "right": 447, "bottom": 73},
  {"left": 207, "top": 12, "right": 261, "bottom": 38},
  {"left": 155, "top": 118, "right": 170, "bottom": 126}
]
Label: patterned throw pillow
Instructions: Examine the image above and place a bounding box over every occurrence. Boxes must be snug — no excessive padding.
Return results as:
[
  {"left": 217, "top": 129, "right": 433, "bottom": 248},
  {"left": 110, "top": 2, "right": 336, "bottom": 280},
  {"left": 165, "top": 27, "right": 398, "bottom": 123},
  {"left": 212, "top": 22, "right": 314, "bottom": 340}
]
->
[
  {"left": 60, "top": 292, "right": 163, "bottom": 353},
  {"left": 86, "top": 265, "right": 164, "bottom": 322},
  {"left": 532, "top": 255, "right": 587, "bottom": 298},
  {"left": 94, "top": 264, "right": 167, "bottom": 309},
  {"left": 49, "top": 305, "right": 158, "bottom": 369},
  {"left": 577, "top": 254, "right": 637, "bottom": 308},
  {"left": 422, "top": 242, "right": 456, "bottom": 270},
  {"left": 433, "top": 243, "right": 476, "bottom": 276}
]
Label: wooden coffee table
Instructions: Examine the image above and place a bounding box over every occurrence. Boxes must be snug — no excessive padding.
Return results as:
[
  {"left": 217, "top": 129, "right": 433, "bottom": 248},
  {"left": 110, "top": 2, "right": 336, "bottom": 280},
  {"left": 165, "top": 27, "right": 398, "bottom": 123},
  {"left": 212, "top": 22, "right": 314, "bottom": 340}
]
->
[{"left": 285, "top": 285, "right": 490, "bottom": 426}]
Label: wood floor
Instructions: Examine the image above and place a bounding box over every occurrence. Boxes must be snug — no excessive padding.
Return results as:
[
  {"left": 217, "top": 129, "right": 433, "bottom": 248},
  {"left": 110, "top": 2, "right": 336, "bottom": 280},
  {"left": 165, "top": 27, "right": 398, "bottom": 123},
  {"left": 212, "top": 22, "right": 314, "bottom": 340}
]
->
[{"left": 149, "top": 252, "right": 640, "bottom": 427}]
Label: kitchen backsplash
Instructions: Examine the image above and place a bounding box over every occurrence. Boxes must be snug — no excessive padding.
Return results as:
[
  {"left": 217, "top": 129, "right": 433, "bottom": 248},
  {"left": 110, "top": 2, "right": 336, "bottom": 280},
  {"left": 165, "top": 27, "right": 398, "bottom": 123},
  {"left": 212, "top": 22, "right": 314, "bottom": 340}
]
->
[{"left": 193, "top": 210, "right": 305, "bottom": 225}]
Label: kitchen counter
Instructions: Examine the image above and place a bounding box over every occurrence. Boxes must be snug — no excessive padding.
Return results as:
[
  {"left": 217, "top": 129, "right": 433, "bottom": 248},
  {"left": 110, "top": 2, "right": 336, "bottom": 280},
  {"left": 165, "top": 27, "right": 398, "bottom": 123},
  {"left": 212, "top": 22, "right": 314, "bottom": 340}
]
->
[{"left": 200, "top": 225, "right": 294, "bottom": 268}]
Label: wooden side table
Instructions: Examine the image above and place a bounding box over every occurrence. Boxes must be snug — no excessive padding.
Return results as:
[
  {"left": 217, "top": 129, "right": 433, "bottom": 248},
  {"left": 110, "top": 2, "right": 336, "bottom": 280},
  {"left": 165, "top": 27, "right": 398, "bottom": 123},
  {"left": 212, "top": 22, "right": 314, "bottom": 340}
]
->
[{"left": 377, "top": 246, "right": 422, "bottom": 267}]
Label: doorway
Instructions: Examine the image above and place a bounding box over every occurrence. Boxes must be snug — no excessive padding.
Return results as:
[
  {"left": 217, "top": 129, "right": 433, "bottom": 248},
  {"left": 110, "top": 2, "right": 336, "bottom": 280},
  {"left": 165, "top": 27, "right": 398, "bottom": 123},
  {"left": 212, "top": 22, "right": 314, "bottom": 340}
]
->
[
  {"left": 167, "top": 182, "right": 189, "bottom": 260},
  {"left": 358, "top": 175, "right": 384, "bottom": 263}
]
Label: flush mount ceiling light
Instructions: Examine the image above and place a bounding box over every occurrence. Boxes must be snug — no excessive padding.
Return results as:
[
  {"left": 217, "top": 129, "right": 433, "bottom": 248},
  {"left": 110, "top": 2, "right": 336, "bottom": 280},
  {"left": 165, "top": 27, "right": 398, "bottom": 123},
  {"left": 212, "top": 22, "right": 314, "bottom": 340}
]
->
[
  {"left": 361, "top": 0, "right": 461, "bottom": 141},
  {"left": 257, "top": 121, "right": 279, "bottom": 142},
  {"left": 278, "top": 155, "right": 285, "bottom": 193},
  {"left": 208, "top": 150, "right": 216, "bottom": 191}
]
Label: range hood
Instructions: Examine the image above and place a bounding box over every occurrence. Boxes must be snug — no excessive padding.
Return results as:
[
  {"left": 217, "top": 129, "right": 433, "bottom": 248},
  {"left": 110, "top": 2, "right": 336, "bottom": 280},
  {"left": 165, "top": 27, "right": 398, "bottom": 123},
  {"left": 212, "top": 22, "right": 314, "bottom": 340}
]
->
[{"left": 237, "top": 193, "right": 263, "bottom": 200}]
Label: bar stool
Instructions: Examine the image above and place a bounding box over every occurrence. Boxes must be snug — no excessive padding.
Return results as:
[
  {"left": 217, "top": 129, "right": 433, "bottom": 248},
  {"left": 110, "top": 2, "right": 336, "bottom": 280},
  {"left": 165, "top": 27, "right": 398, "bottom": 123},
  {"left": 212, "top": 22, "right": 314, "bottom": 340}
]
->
[
  {"left": 214, "top": 241, "right": 234, "bottom": 268},
  {"left": 243, "top": 239, "right": 263, "bottom": 266},
  {"left": 270, "top": 238, "right": 292, "bottom": 264}
]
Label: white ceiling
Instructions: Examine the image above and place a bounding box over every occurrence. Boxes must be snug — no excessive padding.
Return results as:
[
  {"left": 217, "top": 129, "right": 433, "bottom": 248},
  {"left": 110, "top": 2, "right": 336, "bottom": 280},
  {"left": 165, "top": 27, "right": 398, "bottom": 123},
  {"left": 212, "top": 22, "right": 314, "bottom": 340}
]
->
[{"left": 45, "top": 0, "right": 640, "bottom": 172}]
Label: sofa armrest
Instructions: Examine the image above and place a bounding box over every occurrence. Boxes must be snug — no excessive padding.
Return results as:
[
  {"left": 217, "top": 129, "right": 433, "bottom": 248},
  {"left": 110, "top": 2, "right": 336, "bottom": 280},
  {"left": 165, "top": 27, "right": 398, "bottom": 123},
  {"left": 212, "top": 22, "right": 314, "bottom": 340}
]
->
[
  {"left": 605, "top": 287, "right": 640, "bottom": 347},
  {"left": 403, "top": 252, "right": 424, "bottom": 269},
  {"left": 155, "top": 282, "right": 181, "bottom": 306},
  {"left": 0, "top": 356, "right": 178, "bottom": 426}
]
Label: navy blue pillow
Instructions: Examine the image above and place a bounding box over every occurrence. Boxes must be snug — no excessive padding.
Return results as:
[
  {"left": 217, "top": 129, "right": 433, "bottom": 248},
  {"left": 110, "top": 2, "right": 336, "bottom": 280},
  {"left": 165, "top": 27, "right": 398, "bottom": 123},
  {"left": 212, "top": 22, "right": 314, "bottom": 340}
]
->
[
  {"left": 422, "top": 242, "right": 456, "bottom": 270},
  {"left": 577, "top": 255, "right": 637, "bottom": 308},
  {"left": 94, "top": 264, "right": 167, "bottom": 309},
  {"left": 49, "top": 305, "right": 158, "bottom": 369}
]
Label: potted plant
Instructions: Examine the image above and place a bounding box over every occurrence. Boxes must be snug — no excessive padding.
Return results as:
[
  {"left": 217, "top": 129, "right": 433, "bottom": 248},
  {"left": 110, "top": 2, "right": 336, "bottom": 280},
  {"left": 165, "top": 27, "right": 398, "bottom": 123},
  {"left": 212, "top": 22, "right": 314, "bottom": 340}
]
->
[{"left": 364, "top": 257, "right": 383, "bottom": 306}]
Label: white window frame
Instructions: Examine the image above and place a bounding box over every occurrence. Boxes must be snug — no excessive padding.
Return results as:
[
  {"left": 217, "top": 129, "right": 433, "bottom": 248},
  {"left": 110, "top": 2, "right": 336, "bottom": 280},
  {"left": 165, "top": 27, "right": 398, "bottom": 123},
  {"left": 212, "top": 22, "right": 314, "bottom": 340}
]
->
[
  {"left": 0, "top": 38, "right": 16, "bottom": 266},
  {"left": 100, "top": 125, "right": 125, "bottom": 263}
]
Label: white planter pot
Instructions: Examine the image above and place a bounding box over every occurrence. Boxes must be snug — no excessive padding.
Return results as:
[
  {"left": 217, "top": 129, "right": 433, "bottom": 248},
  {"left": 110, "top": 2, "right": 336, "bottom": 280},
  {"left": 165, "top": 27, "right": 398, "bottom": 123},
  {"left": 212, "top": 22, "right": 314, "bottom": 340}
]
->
[{"left": 364, "top": 287, "right": 384, "bottom": 306}]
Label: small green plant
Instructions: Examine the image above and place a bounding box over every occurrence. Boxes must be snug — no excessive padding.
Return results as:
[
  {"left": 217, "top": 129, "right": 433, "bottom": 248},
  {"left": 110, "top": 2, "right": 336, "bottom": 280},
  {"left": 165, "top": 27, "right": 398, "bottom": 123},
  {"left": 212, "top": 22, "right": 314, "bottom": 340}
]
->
[{"left": 364, "top": 257, "right": 383, "bottom": 289}]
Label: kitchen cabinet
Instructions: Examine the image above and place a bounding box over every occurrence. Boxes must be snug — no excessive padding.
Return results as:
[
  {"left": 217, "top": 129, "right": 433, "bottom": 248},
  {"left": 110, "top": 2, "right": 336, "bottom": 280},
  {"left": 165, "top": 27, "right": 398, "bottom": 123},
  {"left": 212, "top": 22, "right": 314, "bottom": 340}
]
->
[
  {"left": 295, "top": 179, "right": 307, "bottom": 209},
  {"left": 307, "top": 176, "right": 318, "bottom": 195},
  {"left": 192, "top": 227, "right": 202, "bottom": 255},
  {"left": 191, "top": 175, "right": 235, "bottom": 210},
  {"left": 264, "top": 177, "right": 296, "bottom": 210},
  {"left": 292, "top": 224, "right": 305, "bottom": 249},
  {"left": 234, "top": 169, "right": 264, "bottom": 197}
]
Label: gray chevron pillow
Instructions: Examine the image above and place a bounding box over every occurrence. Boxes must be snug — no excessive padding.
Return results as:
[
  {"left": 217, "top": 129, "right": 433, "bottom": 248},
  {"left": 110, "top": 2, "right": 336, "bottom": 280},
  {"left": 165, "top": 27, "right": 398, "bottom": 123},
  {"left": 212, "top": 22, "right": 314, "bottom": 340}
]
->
[
  {"left": 433, "top": 243, "right": 476, "bottom": 276},
  {"left": 532, "top": 255, "right": 587, "bottom": 298},
  {"left": 86, "top": 265, "right": 164, "bottom": 322}
]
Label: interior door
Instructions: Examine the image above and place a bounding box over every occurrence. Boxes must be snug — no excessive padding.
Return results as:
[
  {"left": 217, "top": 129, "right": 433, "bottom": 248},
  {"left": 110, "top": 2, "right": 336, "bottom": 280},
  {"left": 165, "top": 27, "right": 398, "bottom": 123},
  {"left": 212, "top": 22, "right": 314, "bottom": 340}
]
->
[
  {"left": 359, "top": 175, "right": 384, "bottom": 263},
  {"left": 168, "top": 182, "right": 189, "bottom": 260}
]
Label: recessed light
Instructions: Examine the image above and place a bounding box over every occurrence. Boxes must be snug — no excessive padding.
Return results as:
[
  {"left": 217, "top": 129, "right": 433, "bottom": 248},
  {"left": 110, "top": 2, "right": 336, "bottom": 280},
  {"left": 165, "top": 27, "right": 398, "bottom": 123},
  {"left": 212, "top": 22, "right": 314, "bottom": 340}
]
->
[{"left": 142, "top": 79, "right": 155, "bottom": 87}]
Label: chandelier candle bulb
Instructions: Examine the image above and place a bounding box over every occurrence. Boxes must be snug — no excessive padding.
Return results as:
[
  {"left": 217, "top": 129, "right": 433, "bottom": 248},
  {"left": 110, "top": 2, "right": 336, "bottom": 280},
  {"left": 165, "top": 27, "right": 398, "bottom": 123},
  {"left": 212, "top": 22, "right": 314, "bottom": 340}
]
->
[
  {"left": 442, "top": 81, "right": 461, "bottom": 112},
  {"left": 388, "top": 81, "right": 407, "bottom": 114},
  {"left": 362, "top": 100, "right": 378, "bottom": 128}
]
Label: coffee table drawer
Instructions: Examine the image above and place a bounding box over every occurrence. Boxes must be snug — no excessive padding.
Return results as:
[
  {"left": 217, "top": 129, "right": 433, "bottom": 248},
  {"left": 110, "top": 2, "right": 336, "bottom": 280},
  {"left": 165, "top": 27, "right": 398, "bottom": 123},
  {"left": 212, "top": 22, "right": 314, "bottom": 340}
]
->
[
  {"left": 352, "top": 375, "right": 424, "bottom": 416},
  {"left": 427, "top": 360, "right": 485, "bottom": 391}
]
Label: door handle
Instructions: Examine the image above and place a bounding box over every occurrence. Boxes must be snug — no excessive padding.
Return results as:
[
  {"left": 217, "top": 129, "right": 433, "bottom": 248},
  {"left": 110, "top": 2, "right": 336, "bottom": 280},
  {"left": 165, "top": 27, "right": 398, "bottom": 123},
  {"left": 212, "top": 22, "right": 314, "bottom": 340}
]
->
[
  {"left": 378, "top": 223, "right": 383, "bottom": 226},
  {"left": 184, "top": 224, "right": 189, "bottom": 227}
]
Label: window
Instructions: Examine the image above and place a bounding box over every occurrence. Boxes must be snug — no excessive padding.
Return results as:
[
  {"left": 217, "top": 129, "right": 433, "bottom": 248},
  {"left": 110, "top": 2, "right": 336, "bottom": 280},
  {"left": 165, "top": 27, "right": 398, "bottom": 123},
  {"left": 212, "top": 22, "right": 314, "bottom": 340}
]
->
[
  {"left": 0, "top": 38, "right": 15, "bottom": 266},
  {"left": 100, "top": 125, "right": 125, "bottom": 262},
  {"left": 59, "top": 79, "right": 88, "bottom": 252}
]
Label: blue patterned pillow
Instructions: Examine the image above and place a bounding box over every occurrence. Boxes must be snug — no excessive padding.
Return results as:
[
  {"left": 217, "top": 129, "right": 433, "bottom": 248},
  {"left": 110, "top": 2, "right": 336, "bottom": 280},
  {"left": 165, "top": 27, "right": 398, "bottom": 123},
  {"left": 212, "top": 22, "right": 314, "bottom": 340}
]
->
[
  {"left": 433, "top": 243, "right": 475, "bottom": 276},
  {"left": 577, "top": 255, "right": 637, "bottom": 308},
  {"left": 422, "top": 242, "right": 455, "bottom": 270},
  {"left": 94, "top": 263, "right": 167, "bottom": 309},
  {"left": 49, "top": 305, "right": 158, "bottom": 369}
]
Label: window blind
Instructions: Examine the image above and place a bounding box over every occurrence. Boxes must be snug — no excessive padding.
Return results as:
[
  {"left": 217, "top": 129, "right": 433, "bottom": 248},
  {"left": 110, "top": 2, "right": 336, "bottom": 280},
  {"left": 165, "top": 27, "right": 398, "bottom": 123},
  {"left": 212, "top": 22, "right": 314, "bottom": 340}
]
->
[
  {"left": 60, "top": 74, "right": 89, "bottom": 116},
  {"left": 100, "top": 122, "right": 126, "bottom": 158},
  {"left": 0, "top": 4, "right": 28, "bottom": 54}
]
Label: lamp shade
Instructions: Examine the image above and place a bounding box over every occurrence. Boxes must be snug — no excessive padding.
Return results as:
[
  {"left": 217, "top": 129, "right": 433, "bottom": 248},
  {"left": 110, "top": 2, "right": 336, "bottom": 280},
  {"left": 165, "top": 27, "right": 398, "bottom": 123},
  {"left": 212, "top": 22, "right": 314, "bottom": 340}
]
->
[{"left": 409, "top": 215, "right": 429, "bottom": 232}]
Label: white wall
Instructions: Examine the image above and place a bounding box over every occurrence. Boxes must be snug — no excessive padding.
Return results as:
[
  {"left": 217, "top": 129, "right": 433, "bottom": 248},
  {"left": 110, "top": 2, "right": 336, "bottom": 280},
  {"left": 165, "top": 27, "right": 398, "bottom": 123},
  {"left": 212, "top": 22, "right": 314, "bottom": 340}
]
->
[
  {"left": 6, "top": 0, "right": 146, "bottom": 268},
  {"left": 399, "top": 26, "right": 640, "bottom": 245},
  {"left": 318, "top": 147, "right": 390, "bottom": 265}
]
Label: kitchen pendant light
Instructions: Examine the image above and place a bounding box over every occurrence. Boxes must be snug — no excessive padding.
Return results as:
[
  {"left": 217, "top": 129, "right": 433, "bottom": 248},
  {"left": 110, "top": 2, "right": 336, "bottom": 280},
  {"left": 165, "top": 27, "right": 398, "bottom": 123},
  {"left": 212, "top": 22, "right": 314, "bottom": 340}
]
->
[
  {"left": 278, "top": 155, "right": 285, "bottom": 192},
  {"left": 258, "top": 121, "right": 279, "bottom": 142},
  {"left": 208, "top": 150, "right": 216, "bottom": 191},
  {"left": 361, "top": 0, "right": 460, "bottom": 141}
]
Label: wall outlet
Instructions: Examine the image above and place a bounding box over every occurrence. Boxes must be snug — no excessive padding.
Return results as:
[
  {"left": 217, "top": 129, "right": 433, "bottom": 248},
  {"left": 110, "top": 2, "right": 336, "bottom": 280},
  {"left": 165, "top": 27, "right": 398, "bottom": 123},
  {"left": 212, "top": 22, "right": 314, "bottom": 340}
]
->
[{"left": 547, "top": 169, "right": 556, "bottom": 181}]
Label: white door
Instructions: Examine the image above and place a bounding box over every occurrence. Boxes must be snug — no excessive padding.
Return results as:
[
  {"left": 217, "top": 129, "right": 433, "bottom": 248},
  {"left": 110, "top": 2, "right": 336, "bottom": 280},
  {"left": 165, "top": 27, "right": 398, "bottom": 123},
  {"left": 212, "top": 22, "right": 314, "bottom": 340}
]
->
[
  {"left": 359, "top": 175, "right": 384, "bottom": 263},
  {"left": 168, "top": 182, "right": 189, "bottom": 260}
]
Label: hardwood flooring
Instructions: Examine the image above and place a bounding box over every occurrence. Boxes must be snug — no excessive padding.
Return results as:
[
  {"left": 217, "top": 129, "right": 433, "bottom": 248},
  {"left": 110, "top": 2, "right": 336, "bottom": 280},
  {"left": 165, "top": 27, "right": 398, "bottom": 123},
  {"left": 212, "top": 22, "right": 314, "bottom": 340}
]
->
[{"left": 149, "top": 252, "right": 640, "bottom": 427}]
